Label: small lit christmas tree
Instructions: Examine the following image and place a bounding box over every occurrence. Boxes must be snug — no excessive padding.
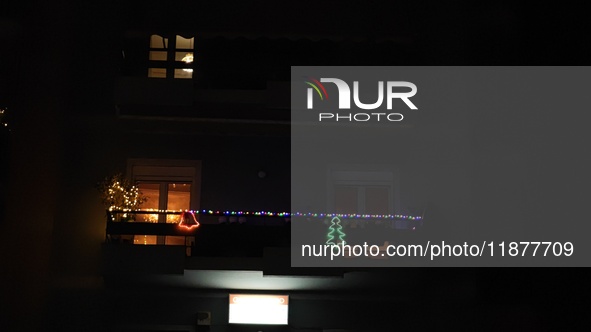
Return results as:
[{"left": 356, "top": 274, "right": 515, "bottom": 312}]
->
[
  {"left": 326, "top": 216, "right": 346, "bottom": 245},
  {"left": 97, "top": 173, "right": 147, "bottom": 215}
]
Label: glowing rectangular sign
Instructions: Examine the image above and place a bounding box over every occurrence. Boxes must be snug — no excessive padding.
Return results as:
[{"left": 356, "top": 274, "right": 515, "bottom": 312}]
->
[{"left": 228, "top": 294, "right": 289, "bottom": 325}]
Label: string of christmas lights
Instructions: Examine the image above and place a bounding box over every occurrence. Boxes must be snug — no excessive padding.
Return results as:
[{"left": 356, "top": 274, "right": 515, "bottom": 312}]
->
[
  {"left": 99, "top": 174, "right": 147, "bottom": 212},
  {"left": 110, "top": 208, "right": 423, "bottom": 220}
]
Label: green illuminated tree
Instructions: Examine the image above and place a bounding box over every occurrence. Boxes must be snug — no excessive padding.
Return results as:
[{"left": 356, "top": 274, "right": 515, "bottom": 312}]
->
[{"left": 326, "top": 216, "right": 346, "bottom": 245}]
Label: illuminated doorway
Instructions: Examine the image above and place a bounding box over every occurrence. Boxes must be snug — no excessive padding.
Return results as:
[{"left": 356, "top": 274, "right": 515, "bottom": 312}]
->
[{"left": 127, "top": 159, "right": 201, "bottom": 248}]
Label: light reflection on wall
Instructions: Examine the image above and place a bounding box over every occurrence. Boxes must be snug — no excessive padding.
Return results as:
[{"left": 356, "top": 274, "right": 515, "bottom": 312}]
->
[{"left": 134, "top": 235, "right": 157, "bottom": 245}]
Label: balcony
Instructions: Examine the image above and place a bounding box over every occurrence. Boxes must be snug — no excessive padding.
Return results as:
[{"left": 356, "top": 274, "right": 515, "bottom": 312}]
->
[
  {"left": 102, "top": 210, "right": 291, "bottom": 276},
  {"left": 102, "top": 210, "right": 424, "bottom": 278}
]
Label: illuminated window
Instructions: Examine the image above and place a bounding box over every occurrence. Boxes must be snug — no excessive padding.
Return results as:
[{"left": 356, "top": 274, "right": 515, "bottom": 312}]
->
[
  {"left": 150, "top": 34, "right": 168, "bottom": 48},
  {"left": 135, "top": 182, "right": 192, "bottom": 246},
  {"left": 147, "top": 68, "right": 166, "bottom": 78},
  {"left": 174, "top": 68, "right": 192, "bottom": 79},
  {"left": 148, "top": 34, "right": 194, "bottom": 79},
  {"left": 148, "top": 35, "right": 168, "bottom": 78},
  {"left": 176, "top": 35, "right": 193, "bottom": 49},
  {"left": 127, "top": 159, "right": 201, "bottom": 250}
]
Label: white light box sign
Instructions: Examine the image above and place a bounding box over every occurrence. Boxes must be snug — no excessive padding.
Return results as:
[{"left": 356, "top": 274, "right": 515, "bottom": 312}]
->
[{"left": 228, "top": 294, "right": 289, "bottom": 325}]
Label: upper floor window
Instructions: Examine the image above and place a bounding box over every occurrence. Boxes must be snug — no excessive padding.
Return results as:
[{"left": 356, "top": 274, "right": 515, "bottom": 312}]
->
[{"left": 148, "top": 34, "right": 194, "bottom": 79}]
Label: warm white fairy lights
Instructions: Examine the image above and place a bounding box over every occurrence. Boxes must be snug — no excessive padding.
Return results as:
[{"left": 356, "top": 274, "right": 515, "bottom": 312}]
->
[
  {"left": 106, "top": 182, "right": 143, "bottom": 211},
  {"left": 0, "top": 107, "right": 8, "bottom": 129},
  {"left": 99, "top": 174, "right": 148, "bottom": 213}
]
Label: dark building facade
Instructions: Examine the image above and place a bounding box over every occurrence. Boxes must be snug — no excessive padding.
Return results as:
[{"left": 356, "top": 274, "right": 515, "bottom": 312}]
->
[{"left": 1, "top": 2, "right": 591, "bottom": 332}]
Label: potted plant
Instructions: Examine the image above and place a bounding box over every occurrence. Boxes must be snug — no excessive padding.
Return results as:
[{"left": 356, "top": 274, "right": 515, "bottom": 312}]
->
[{"left": 98, "top": 173, "right": 148, "bottom": 243}]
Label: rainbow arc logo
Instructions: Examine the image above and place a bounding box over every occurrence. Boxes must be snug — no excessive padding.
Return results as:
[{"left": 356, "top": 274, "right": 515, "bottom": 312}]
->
[{"left": 304, "top": 77, "right": 329, "bottom": 101}]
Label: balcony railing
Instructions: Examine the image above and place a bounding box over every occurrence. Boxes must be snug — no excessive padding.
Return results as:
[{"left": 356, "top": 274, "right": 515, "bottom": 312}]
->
[
  {"left": 102, "top": 209, "right": 424, "bottom": 276},
  {"left": 105, "top": 210, "right": 291, "bottom": 257}
]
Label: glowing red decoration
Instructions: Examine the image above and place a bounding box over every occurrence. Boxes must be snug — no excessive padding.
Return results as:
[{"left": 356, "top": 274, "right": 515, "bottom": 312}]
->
[{"left": 178, "top": 211, "right": 200, "bottom": 230}]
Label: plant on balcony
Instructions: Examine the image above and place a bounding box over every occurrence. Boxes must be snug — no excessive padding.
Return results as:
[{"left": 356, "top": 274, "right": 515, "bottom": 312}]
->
[{"left": 97, "top": 173, "right": 147, "bottom": 221}]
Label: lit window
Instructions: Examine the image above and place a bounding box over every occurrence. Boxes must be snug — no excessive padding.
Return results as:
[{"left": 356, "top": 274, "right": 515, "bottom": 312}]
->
[
  {"left": 128, "top": 159, "right": 201, "bottom": 252},
  {"left": 148, "top": 34, "right": 194, "bottom": 79},
  {"left": 176, "top": 35, "right": 193, "bottom": 49},
  {"left": 176, "top": 52, "right": 193, "bottom": 62},
  {"left": 148, "top": 35, "right": 168, "bottom": 78},
  {"left": 134, "top": 182, "right": 193, "bottom": 245},
  {"left": 150, "top": 34, "right": 168, "bottom": 48},
  {"left": 149, "top": 51, "right": 167, "bottom": 61},
  {"left": 147, "top": 68, "right": 166, "bottom": 78},
  {"left": 174, "top": 68, "right": 192, "bottom": 79}
]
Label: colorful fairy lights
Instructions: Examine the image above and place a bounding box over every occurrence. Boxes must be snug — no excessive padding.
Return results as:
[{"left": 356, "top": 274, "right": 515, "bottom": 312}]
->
[{"left": 110, "top": 208, "right": 422, "bottom": 220}]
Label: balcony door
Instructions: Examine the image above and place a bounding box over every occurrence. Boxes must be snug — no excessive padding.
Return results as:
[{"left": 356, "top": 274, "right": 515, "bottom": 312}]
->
[{"left": 127, "top": 159, "right": 201, "bottom": 245}]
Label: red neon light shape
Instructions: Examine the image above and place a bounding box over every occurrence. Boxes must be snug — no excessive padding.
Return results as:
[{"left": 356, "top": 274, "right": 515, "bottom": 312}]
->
[{"left": 178, "top": 211, "right": 200, "bottom": 230}]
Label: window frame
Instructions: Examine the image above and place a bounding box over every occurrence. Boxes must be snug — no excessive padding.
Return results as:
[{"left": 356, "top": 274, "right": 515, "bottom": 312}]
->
[
  {"left": 148, "top": 34, "right": 195, "bottom": 79},
  {"left": 326, "top": 164, "right": 401, "bottom": 216},
  {"left": 127, "top": 159, "right": 202, "bottom": 246},
  {"left": 127, "top": 158, "right": 202, "bottom": 210}
]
